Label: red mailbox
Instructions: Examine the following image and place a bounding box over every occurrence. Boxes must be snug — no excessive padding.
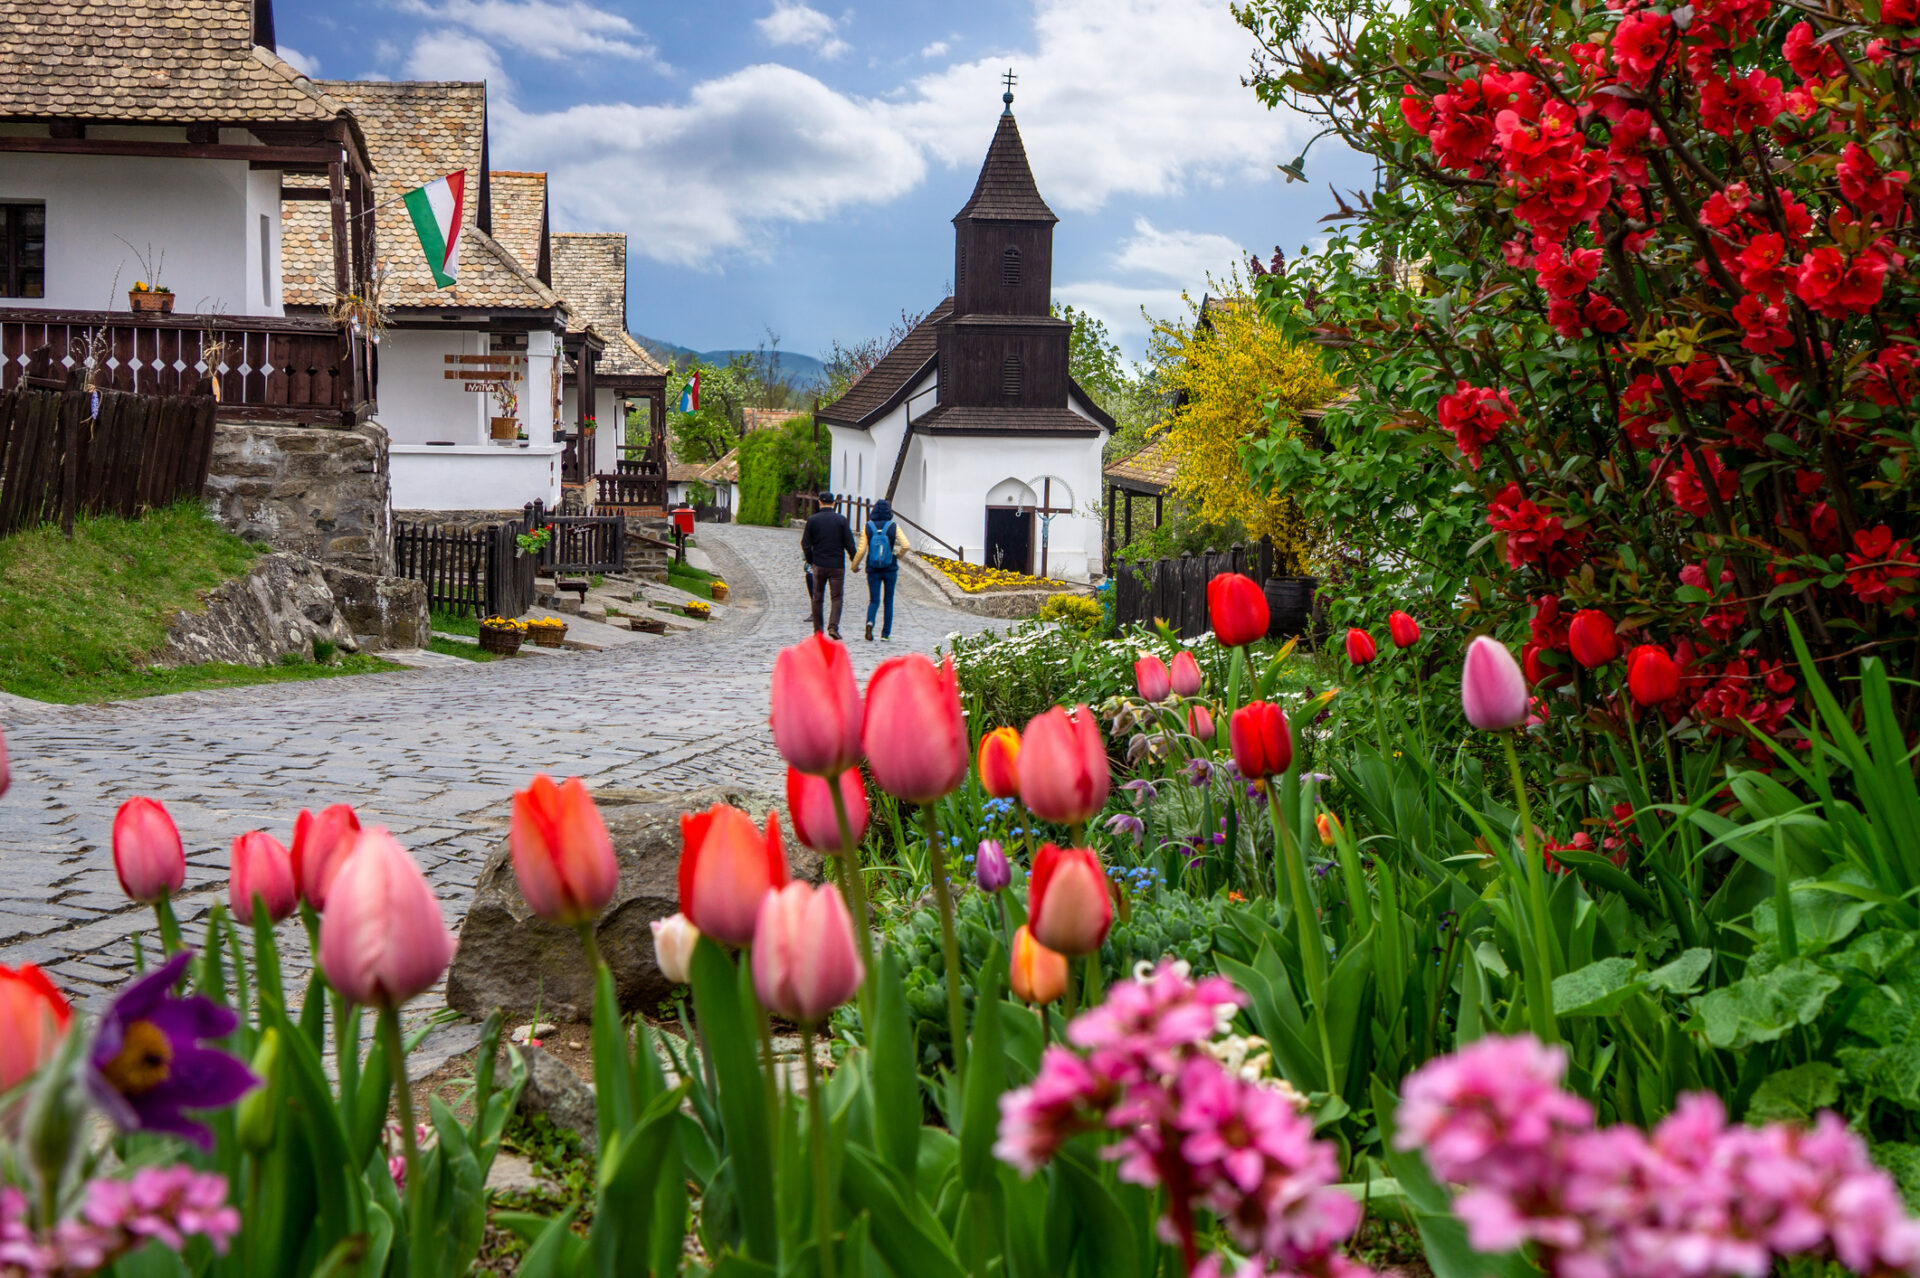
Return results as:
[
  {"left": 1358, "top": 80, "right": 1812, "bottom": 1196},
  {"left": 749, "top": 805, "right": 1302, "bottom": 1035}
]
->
[{"left": 670, "top": 506, "right": 696, "bottom": 536}]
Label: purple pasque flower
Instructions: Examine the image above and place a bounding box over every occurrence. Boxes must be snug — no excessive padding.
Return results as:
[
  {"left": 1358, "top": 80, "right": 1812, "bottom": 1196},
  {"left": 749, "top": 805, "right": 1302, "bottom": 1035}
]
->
[
  {"left": 88, "top": 952, "right": 256, "bottom": 1150},
  {"left": 1183, "top": 757, "right": 1214, "bottom": 788},
  {"left": 1120, "top": 778, "right": 1159, "bottom": 805},
  {"left": 1104, "top": 813, "right": 1146, "bottom": 845},
  {"left": 975, "top": 840, "right": 1011, "bottom": 893}
]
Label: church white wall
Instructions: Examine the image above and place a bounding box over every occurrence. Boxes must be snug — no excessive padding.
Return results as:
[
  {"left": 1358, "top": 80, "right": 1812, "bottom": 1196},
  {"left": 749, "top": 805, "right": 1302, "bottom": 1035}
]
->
[{"left": 916, "top": 434, "right": 1106, "bottom": 582}]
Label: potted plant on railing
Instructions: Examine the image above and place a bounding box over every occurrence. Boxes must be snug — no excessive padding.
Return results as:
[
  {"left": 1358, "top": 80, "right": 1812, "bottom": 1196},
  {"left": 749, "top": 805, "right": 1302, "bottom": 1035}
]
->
[
  {"left": 515, "top": 524, "right": 553, "bottom": 558},
  {"left": 118, "top": 240, "right": 173, "bottom": 314},
  {"left": 490, "top": 377, "right": 520, "bottom": 441}
]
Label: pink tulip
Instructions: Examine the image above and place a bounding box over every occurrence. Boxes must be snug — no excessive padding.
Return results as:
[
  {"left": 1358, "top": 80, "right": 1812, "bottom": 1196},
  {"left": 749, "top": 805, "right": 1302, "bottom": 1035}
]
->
[
  {"left": 751, "top": 882, "right": 865, "bottom": 1022},
  {"left": 0, "top": 726, "right": 11, "bottom": 800},
  {"left": 510, "top": 775, "right": 618, "bottom": 927},
  {"left": 1027, "top": 843, "right": 1113, "bottom": 956},
  {"left": 770, "top": 634, "right": 864, "bottom": 777},
  {"left": 229, "top": 831, "right": 297, "bottom": 925},
  {"left": 1462, "top": 636, "right": 1531, "bottom": 731},
  {"left": 785, "top": 766, "right": 869, "bottom": 855},
  {"left": 112, "top": 797, "right": 185, "bottom": 905},
  {"left": 1135, "top": 655, "right": 1172, "bottom": 703},
  {"left": 1170, "top": 651, "right": 1203, "bottom": 697},
  {"left": 678, "top": 805, "right": 789, "bottom": 947},
  {"left": 1018, "top": 705, "right": 1110, "bottom": 826},
  {"left": 291, "top": 804, "right": 361, "bottom": 910},
  {"left": 317, "top": 829, "right": 458, "bottom": 1009},
  {"left": 1188, "top": 704, "right": 1216, "bottom": 741},
  {"left": 862, "top": 654, "right": 968, "bottom": 804}
]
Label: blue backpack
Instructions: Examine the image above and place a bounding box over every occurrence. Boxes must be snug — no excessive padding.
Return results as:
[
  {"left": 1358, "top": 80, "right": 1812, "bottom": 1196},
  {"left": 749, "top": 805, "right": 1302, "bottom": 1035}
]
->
[{"left": 866, "top": 520, "right": 897, "bottom": 570}]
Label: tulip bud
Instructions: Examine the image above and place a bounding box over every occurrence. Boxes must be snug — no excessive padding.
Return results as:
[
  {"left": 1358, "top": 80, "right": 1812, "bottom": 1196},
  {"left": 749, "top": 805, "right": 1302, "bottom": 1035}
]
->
[
  {"left": 678, "top": 804, "right": 789, "bottom": 947},
  {"left": 1345, "top": 628, "right": 1377, "bottom": 665},
  {"left": 1567, "top": 609, "right": 1619, "bottom": 669},
  {"left": 1207, "top": 572, "right": 1270, "bottom": 647},
  {"left": 291, "top": 804, "right": 361, "bottom": 910},
  {"left": 1134, "top": 655, "right": 1172, "bottom": 703},
  {"left": 1018, "top": 705, "right": 1110, "bottom": 826},
  {"left": 1462, "top": 636, "right": 1530, "bottom": 731},
  {"left": 650, "top": 913, "right": 700, "bottom": 985},
  {"left": 1187, "top": 704, "right": 1216, "bottom": 741},
  {"left": 975, "top": 840, "right": 1010, "bottom": 892},
  {"left": 1229, "top": 701, "right": 1293, "bottom": 780},
  {"left": 785, "top": 766, "right": 868, "bottom": 855},
  {"left": 751, "top": 882, "right": 864, "bottom": 1023},
  {"left": 1627, "top": 644, "right": 1681, "bottom": 706},
  {"left": 112, "top": 797, "right": 185, "bottom": 905},
  {"left": 229, "top": 830, "right": 297, "bottom": 925},
  {"left": 977, "top": 727, "right": 1022, "bottom": 799},
  {"left": 1170, "top": 650, "right": 1203, "bottom": 697},
  {"left": 1027, "top": 844, "right": 1112, "bottom": 956},
  {"left": 0, "top": 964, "right": 70, "bottom": 1092},
  {"left": 1008, "top": 925, "right": 1068, "bottom": 1005},
  {"left": 770, "top": 634, "right": 864, "bottom": 776},
  {"left": 235, "top": 1029, "right": 283, "bottom": 1154},
  {"left": 863, "top": 654, "right": 968, "bottom": 804},
  {"left": 1388, "top": 611, "right": 1421, "bottom": 648},
  {"left": 317, "top": 829, "right": 458, "bottom": 1009},
  {"left": 510, "top": 775, "right": 619, "bottom": 928}
]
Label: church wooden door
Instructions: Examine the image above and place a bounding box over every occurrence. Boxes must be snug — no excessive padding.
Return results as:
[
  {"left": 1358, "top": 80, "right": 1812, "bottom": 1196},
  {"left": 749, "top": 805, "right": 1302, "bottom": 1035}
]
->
[{"left": 985, "top": 507, "right": 1034, "bottom": 575}]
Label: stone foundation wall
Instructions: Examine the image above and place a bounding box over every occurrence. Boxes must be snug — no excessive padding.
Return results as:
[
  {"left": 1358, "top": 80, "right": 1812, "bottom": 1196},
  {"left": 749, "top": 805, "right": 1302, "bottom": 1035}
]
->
[{"left": 205, "top": 421, "right": 393, "bottom": 576}]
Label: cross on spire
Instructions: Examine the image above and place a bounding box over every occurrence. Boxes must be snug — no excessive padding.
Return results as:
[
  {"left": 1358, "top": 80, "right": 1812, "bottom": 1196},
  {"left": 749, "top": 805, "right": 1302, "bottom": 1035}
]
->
[{"left": 1002, "top": 67, "right": 1017, "bottom": 113}]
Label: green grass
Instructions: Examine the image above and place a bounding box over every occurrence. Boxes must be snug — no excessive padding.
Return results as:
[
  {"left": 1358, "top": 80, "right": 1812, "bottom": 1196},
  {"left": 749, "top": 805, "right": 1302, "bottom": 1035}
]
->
[
  {"left": 429, "top": 635, "right": 498, "bottom": 662},
  {"left": 0, "top": 502, "right": 402, "bottom": 703},
  {"left": 431, "top": 608, "right": 484, "bottom": 637},
  {"left": 667, "top": 560, "right": 718, "bottom": 598}
]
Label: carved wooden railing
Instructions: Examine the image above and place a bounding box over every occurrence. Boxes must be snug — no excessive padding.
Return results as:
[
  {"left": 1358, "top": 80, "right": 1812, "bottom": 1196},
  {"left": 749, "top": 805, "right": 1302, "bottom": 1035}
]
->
[{"left": 595, "top": 470, "right": 666, "bottom": 508}]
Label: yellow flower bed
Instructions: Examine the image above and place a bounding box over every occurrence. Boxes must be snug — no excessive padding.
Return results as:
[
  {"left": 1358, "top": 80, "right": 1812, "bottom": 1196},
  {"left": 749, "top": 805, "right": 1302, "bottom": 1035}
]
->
[{"left": 919, "top": 552, "right": 1071, "bottom": 594}]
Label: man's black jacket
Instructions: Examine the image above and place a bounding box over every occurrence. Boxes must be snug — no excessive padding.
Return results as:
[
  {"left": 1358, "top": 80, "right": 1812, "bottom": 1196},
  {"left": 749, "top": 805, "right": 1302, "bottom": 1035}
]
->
[{"left": 801, "top": 507, "right": 857, "bottom": 571}]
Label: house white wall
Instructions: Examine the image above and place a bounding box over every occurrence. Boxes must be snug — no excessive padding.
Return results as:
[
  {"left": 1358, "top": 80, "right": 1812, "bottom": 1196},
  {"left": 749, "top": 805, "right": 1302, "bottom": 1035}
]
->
[
  {"left": 391, "top": 444, "right": 562, "bottom": 511},
  {"left": 376, "top": 329, "right": 490, "bottom": 446},
  {"left": 0, "top": 149, "right": 284, "bottom": 316}
]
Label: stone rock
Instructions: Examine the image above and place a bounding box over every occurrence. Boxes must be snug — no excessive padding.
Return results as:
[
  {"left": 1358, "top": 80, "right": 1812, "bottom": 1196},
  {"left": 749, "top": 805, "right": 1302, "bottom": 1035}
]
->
[
  {"left": 323, "top": 566, "right": 429, "bottom": 650},
  {"left": 161, "top": 552, "right": 359, "bottom": 667},
  {"left": 513, "top": 1046, "right": 599, "bottom": 1155},
  {"left": 446, "top": 787, "right": 821, "bottom": 1022},
  {"left": 205, "top": 421, "right": 394, "bottom": 575}
]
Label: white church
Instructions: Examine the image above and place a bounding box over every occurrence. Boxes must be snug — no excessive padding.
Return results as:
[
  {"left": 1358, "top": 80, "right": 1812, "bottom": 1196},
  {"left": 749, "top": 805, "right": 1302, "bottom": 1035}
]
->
[{"left": 817, "top": 91, "right": 1112, "bottom": 582}]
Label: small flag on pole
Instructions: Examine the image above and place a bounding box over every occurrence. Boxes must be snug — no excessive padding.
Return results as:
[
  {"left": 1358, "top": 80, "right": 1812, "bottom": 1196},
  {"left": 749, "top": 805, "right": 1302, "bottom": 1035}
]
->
[
  {"left": 402, "top": 171, "right": 466, "bottom": 288},
  {"left": 680, "top": 370, "right": 699, "bottom": 413}
]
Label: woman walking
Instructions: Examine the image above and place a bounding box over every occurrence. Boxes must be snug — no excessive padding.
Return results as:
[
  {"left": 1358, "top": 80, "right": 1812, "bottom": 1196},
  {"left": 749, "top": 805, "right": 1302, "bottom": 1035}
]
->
[{"left": 853, "top": 498, "right": 911, "bottom": 641}]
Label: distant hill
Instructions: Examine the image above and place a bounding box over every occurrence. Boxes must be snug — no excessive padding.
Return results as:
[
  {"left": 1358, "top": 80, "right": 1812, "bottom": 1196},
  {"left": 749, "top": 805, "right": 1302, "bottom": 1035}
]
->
[{"left": 632, "top": 334, "right": 827, "bottom": 389}]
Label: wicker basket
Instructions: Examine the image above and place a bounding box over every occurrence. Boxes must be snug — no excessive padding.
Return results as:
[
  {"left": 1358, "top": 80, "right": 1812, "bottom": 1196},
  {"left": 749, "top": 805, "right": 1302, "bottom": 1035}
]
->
[
  {"left": 710, "top": 582, "right": 729, "bottom": 602},
  {"left": 478, "top": 625, "right": 523, "bottom": 655},
  {"left": 490, "top": 416, "right": 518, "bottom": 440},
  {"left": 128, "top": 290, "right": 175, "bottom": 314},
  {"left": 629, "top": 616, "right": 667, "bottom": 635},
  {"left": 528, "top": 621, "right": 568, "bottom": 648}
]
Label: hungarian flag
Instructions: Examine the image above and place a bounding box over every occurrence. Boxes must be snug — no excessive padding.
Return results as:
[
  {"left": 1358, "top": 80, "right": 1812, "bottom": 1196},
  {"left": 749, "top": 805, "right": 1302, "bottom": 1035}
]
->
[
  {"left": 402, "top": 171, "right": 465, "bottom": 288},
  {"left": 680, "top": 370, "right": 699, "bottom": 413}
]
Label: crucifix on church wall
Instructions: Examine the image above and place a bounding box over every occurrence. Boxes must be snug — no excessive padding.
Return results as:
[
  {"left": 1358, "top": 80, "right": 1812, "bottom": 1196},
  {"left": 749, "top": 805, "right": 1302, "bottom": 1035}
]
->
[{"left": 1035, "top": 476, "right": 1073, "bottom": 579}]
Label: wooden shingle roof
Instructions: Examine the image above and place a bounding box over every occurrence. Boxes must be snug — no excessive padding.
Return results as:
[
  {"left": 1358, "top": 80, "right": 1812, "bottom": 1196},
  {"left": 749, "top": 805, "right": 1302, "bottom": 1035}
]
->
[
  {"left": 816, "top": 298, "right": 952, "bottom": 429},
  {"left": 953, "top": 112, "right": 1056, "bottom": 225},
  {"left": 489, "top": 171, "right": 549, "bottom": 283},
  {"left": 1104, "top": 437, "right": 1176, "bottom": 495},
  {"left": 912, "top": 405, "right": 1100, "bottom": 437},
  {"left": 551, "top": 232, "right": 665, "bottom": 378}
]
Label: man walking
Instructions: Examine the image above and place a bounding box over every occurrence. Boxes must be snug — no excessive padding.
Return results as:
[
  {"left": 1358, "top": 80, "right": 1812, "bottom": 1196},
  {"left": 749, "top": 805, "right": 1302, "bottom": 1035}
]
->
[{"left": 800, "top": 492, "right": 857, "bottom": 639}]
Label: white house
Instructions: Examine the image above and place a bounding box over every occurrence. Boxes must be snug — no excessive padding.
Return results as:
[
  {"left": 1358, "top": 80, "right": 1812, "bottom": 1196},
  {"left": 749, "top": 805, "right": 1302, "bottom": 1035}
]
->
[
  {"left": 815, "top": 98, "right": 1111, "bottom": 582},
  {"left": 666, "top": 449, "right": 739, "bottom": 519},
  {"left": 550, "top": 230, "right": 670, "bottom": 504},
  {"left": 283, "top": 81, "right": 569, "bottom": 513}
]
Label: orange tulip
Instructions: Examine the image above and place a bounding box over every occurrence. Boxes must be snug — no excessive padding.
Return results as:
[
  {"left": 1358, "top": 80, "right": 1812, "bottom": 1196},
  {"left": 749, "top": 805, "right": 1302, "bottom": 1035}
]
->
[
  {"left": 1008, "top": 925, "right": 1068, "bottom": 1005},
  {"left": 510, "top": 775, "right": 619, "bottom": 927},
  {"left": 229, "top": 830, "right": 297, "bottom": 925},
  {"left": 977, "top": 727, "right": 1022, "bottom": 799},
  {"left": 1027, "top": 843, "right": 1112, "bottom": 956},
  {"left": 0, "top": 964, "right": 70, "bottom": 1091},
  {"left": 1018, "top": 705, "right": 1110, "bottom": 826},
  {"left": 1315, "top": 813, "right": 1342, "bottom": 847},
  {"left": 291, "top": 804, "right": 361, "bottom": 910},
  {"left": 677, "top": 804, "right": 789, "bottom": 947}
]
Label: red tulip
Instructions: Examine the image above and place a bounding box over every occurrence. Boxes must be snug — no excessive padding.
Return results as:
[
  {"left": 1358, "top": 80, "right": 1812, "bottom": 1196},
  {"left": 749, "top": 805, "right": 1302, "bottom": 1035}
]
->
[
  {"left": 291, "top": 804, "right": 361, "bottom": 910},
  {"left": 1388, "top": 611, "right": 1421, "bottom": 648},
  {"left": 1345, "top": 628, "right": 1378, "bottom": 665},
  {"left": 1229, "top": 702, "right": 1294, "bottom": 780},
  {"left": 863, "top": 654, "right": 968, "bottom": 803},
  {"left": 1170, "top": 650, "right": 1203, "bottom": 697},
  {"left": 1018, "top": 705, "right": 1110, "bottom": 826},
  {"left": 317, "top": 829, "right": 458, "bottom": 1009},
  {"left": 1028, "top": 843, "right": 1113, "bottom": 956},
  {"left": 1523, "top": 641, "right": 1571, "bottom": 690},
  {"left": 1188, "top": 704, "right": 1216, "bottom": 741},
  {"left": 770, "top": 634, "right": 863, "bottom": 776},
  {"left": 510, "top": 775, "right": 619, "bottom": 927},
  {"left": 229, "top": 830, "right": 297, "bottom": 925},
  {"left": 678, "top": 804, "right": 789, "bottom": 946},
  {"left": 785, "top": 766, "right": 868, "bottom": 855},
  {"left": 1628, "top": 644, "right": 1681, "bottom": 706},
  {"left": 112, "top": 797, "right": 185, "bottom": 905},
  {"left": 1207, "top": 572, "right": 1270, "bottom": 647},
  {"left": 1135, "top": 655, "right": 1173, "bottom": 703},
  {"left": 0, "top": 964, "right": 70, "bottom": 1091},
  {"left": 1462, "top": 636, "right": 1530, "bottom": 730},
  {"left": 977, "top": 727, "right": 1022, "bottom": 799},
  {"left": 1008, "top": 925, "right": 1068, "bottom": 1005},
  {"left": 1567, "top": 609, "right": 1619, "bottom": 669},
  {"left": 751, "top": 882, "right": 865, "bottom": 1022}
]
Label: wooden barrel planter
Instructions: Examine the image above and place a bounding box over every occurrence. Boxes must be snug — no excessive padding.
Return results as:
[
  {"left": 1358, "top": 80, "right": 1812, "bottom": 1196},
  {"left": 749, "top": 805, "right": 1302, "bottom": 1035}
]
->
[
  {"left": 1264, "top": 576, "right": 1317, "bottom": 640},
  {"left": 478, "top": 625, "right": 524, "bottom": 655}
]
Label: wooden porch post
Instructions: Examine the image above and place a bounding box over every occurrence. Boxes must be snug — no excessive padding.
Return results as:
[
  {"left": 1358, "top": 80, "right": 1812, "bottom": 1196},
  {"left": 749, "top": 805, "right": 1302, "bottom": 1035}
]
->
[
  {"left": 1105, "top": 482, "right": 1116, "bottom": 570},
  {"left": 327, "top": 155, "right": 350, "bottom": 298},
  {"left": 1155, "top": 493, "right": 1164, "bottom": 528},
  {"left": 1125, "top": 492, "right": 1134, "bottom": 546}
]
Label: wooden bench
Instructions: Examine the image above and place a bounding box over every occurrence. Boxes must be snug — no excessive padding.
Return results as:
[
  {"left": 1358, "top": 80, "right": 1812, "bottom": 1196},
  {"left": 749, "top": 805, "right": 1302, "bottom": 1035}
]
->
[{"left": 554, "top": 579, "right": 590, "bottom": 604}]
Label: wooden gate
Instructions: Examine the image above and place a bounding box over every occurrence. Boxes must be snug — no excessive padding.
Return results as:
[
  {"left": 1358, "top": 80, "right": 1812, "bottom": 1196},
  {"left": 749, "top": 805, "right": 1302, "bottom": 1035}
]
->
[
  {"left": 523, "top": 501, "right": 626, "bottom": 575},
  {"left": 394, "top": 521, "right": 537, "bottom": 619}
]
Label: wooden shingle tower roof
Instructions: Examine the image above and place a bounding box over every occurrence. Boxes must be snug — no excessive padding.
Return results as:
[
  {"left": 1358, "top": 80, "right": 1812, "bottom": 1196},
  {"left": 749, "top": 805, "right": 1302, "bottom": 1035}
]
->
[{"left": 953, "top": 110, "right": 1056, "bottom": 225}]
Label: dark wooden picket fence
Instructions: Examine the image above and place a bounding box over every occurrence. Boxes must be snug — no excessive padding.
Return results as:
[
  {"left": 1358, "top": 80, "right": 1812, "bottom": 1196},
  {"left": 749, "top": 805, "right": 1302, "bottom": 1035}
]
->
[
  {"left": 393, "top": 521, "right": 537, "bottom": 620},
  {"left": 0, "top": 368, "right": 218, "bottom": 537},
  {"left": 1112, "top": 536, "right": 1319, "bottom": 641},
  {"left": 522, "top": 501, "right": 625, "bottom": 575}
]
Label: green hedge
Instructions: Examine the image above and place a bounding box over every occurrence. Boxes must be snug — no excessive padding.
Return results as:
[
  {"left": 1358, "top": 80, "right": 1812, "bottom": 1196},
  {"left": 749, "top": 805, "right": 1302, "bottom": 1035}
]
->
[{"left": 737, "top": 413, "right": 828, "bottom": 526}]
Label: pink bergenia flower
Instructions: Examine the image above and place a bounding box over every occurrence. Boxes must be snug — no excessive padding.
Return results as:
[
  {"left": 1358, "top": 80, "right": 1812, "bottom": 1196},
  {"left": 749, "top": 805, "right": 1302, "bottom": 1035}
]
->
[
  {"left": 1067, "top": 961, "right": 1244, "bottom": 1082},
  {"left": 993, "top": 1045, "right": 1106, "bottom": 1174},
  {"left": 1395, "top": 1033, "right": 1593, "bottom": 1190}
]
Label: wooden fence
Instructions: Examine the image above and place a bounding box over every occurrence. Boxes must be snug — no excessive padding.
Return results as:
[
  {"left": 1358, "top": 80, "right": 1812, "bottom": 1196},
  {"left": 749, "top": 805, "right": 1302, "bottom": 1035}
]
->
[
  {"left": 0, "top": 368, "right": 218, "bottom": 537},
  {"left": 1111, "top": 536, "right": 1320, "bottom": 641},
  {"left": 522, "top": 501, "right": 626, "bottom": 575},
  {"left": 393, "top": 521, "right": 537, "bottom": 620}
]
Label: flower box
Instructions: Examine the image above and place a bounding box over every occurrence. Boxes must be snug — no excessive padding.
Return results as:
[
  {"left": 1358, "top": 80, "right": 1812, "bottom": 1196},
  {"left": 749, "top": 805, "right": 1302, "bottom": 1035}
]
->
[{"left": 128, "top": 290, "right": 175, "bottom": 315}]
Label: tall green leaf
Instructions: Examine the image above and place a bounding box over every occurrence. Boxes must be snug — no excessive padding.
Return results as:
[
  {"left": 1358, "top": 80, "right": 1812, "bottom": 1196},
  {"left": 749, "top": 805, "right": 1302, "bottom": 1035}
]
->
[{"left": 690, "top": 937, "right": 778, "bottom": 1262}]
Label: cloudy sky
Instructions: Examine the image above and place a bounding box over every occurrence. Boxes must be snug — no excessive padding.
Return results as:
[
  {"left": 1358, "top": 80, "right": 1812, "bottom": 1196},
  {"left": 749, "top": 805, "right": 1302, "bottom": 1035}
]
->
[{"left": 277, "top": 0, "right": 1369, "bottom": 362}]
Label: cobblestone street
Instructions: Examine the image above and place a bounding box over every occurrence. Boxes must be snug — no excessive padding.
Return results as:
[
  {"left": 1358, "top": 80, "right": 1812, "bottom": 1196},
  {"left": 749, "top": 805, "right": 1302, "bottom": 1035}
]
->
[{"left": 0, "top": 522, "right": 998, "bottom": 1011}]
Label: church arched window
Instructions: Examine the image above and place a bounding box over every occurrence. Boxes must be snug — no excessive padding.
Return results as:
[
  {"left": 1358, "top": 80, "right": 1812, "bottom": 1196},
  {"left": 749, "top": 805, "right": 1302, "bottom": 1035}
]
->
[
  {"left": 1001, "top": 354, "right": 1023, "bottom": 399},
  {"left": 1002, "top": 246, "right": 1022, "bottom": 286}
]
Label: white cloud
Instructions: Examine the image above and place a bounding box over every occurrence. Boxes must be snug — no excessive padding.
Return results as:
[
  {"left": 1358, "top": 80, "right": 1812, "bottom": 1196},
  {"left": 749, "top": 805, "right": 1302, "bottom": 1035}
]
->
[
  {"left": 496, "top": 64, "right": 921, "bottom": 266},
  {"left": 920, "top": 40, "right": 950, "bottom": 58},
  {"left": 756, "top": 2, "right": 850, "bottom": 59},
  {"left": 278, "top": 44, "right": 321, "bottom": 76},
  {"left": 1057, "top": 218, "right": 1245, "bottom": 354},
  {"left": 398, "top": 0, "right": 661, "bottom": 63},
  {"left": 404, "top": 29, "right": 510, "bottom": 85}
]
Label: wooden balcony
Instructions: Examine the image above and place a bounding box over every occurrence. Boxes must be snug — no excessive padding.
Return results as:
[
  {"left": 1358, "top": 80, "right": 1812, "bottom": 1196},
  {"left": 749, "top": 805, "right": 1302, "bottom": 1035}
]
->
[{"left": 0, "top": 310, "right": 374, "bottom": 426}]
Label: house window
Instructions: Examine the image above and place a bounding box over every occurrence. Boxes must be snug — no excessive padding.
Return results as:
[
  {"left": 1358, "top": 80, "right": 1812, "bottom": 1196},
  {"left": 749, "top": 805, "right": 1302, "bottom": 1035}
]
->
[
  {"left": 259, "top": 214, "right": 273, "bottom": 305},
  {"left": 857, "top": 455, "right": 864, "bottom": 492},
  {"left": 1001, "top": 246, "right": 1021, "bottom": 286},
  {"left": 0, "top": 203, "right": 46, "bottom": 299},
  {"left": 1001, "top": 354, "right": 1023, "bottom": 399},
  {"left": 841, "top": 450, "right": 849, "bottom": 488}
]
